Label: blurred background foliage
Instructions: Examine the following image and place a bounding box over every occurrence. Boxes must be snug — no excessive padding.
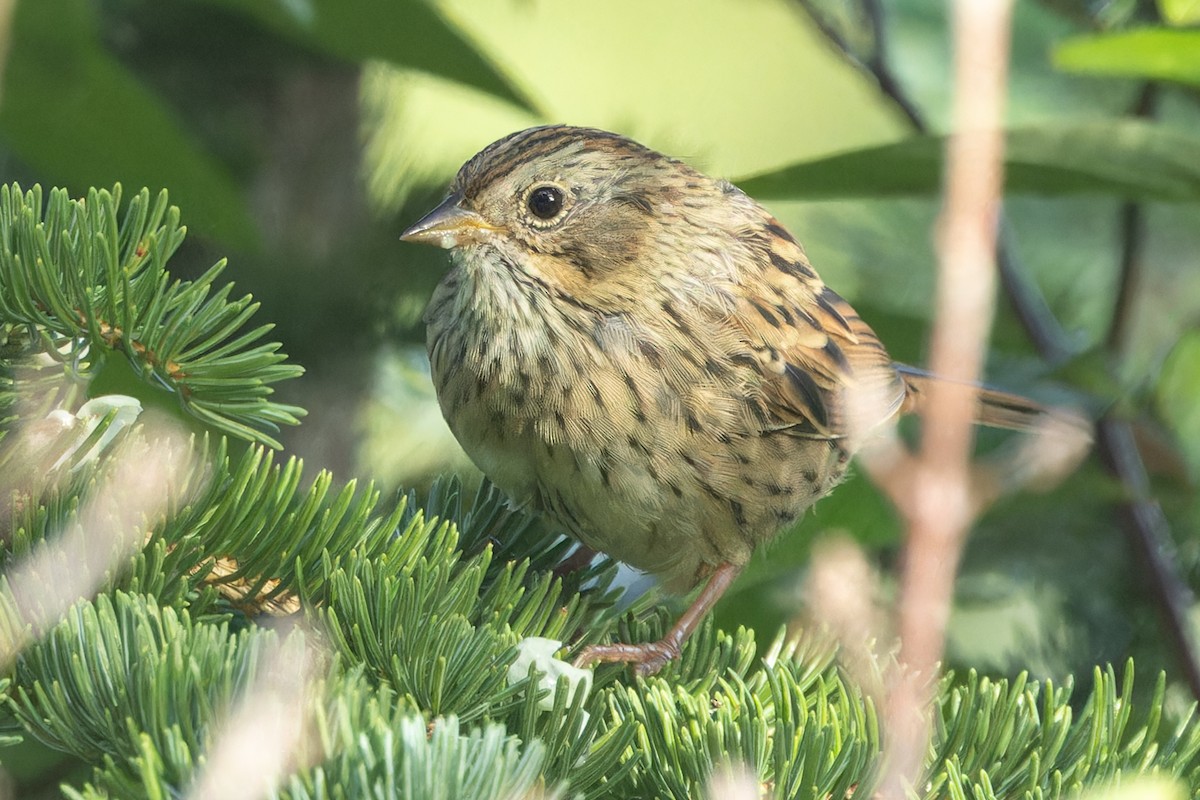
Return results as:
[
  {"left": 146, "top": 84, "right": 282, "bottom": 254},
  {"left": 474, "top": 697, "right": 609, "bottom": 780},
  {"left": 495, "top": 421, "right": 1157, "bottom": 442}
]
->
[{"left": 1, "top": 0, "right": 1199, "bottom": 791}]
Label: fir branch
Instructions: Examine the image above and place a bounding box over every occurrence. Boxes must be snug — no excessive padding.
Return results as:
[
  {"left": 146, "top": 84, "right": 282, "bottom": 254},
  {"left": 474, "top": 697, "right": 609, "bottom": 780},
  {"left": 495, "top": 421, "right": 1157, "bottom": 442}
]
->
[
  {"left": 8, "top": 592, "right": 267, "bottom": 771},
  {"left": 506, "top": 669, "right": 639, "bottom": 799},
  {"left": 313, "top": 504, "right": 619, "bottom": 728},
  {"left": 428, "top": 476, "right": 620, "bottom": 601},
  {"left": 9, "top": 562, "right": 1200, "bottom": 798},
  {"left": 185, "top": 447, "right": 409, "bottom": 613},
  {"left": 930, "top": 663, "right": 1200, "bottom": 798},
  {"left": 321, "top": 553, "right": 525, "bottom": 724},
  {"left": 0, "top": 432, "right": 367, "bottom": 618},
  {"left": 287, "top": 709, "right": 559, "bottom": 800},
  {"left": 588, "top": 614, "right": 761, "bottom": 693},
  {"left": 0, "top": 183, "right": 304, "bottom": 449},
  {"left": 611, "top": 654, "right": 876, "bottom": 798}
]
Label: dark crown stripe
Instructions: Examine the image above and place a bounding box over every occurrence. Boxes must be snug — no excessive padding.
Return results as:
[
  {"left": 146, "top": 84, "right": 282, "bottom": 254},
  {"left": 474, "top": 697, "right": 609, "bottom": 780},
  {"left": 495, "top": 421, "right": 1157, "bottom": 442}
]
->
[
  {"left": 461, "top": 125, "right": 658, "bottom": 192},
  {"left": 466, "top": 126, "right": 587, "bottom": 188}
]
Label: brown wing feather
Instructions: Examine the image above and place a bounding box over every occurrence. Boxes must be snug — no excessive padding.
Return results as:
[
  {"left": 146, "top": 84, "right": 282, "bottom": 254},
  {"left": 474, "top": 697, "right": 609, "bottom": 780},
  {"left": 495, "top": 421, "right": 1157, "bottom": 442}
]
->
[
  {"left": 730, "top": 216, "right": 906, "bottom": 441},
  {"left": 727, "top": 213, "right": 1083, "bottom": 444}
]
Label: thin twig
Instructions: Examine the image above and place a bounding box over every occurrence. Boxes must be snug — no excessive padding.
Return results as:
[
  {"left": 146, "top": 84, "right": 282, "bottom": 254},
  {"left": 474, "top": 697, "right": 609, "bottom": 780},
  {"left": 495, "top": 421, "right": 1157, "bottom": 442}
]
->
[
  {"left": 794, "top": 0, "right": 928, "bottom": 132},
  {"left": 803, "top": 0, "right": 1079, "bottom": 372},
  {"left": 879, "top": 1, "right": 1014, "bottom": 795},
  {"left": 796, "top": 0, "right": 1079, "bottom": 366}
]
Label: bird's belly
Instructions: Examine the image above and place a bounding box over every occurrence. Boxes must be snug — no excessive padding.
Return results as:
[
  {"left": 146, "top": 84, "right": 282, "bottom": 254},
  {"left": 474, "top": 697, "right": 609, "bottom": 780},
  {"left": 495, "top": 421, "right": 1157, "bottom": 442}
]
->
[
  {"left": 439, "top": 386, "right": 699, "bottom": 578},
  {"left": 434, "top": 361, "right": 847, "bottom": 591},
  {"left": 425, "top": 267, "right": 848, "bottom": 590}
]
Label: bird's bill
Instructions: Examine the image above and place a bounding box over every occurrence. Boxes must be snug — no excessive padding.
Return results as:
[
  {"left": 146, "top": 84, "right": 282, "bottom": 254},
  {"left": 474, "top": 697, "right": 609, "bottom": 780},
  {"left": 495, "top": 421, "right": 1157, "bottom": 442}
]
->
[{"left": 400, "top": 195, "right": 502, "bottom": 249}]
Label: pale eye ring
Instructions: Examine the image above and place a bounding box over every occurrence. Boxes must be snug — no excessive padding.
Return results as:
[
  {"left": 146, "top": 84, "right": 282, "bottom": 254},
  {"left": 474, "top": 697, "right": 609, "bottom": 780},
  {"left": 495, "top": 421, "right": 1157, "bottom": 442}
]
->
[{"left": 526, "top": 184, "right": 565, "bottom": 220}]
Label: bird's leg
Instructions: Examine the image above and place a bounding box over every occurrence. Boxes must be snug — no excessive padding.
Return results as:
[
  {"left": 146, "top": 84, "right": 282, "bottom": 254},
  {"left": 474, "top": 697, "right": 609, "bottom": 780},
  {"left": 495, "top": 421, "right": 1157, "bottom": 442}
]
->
[
  {"left": 574, "top": 562, "right": 742, "bottom": 677},
  {"left": 553, "top": 545, "right": 597, "bottom": 580}
]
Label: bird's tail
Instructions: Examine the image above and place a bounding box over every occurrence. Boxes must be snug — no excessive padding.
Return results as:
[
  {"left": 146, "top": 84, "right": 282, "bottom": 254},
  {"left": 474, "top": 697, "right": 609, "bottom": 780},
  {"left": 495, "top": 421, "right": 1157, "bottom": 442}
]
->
[{"left": 895, "top": 363, "right": 1091, "bottom": 435}]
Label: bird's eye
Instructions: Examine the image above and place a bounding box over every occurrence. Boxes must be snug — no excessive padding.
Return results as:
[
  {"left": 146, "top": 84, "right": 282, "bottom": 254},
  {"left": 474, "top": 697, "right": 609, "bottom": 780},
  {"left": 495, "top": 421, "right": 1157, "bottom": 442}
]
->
[{"left": 526, "top": 185, "right": 564, "bottom": 220}]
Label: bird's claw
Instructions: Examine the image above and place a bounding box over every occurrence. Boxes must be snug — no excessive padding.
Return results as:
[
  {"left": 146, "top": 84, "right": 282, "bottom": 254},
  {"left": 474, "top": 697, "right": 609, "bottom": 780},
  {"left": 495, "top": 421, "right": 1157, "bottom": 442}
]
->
[{"left": 574, "top": 638, "right": 681, "bottom": 677}]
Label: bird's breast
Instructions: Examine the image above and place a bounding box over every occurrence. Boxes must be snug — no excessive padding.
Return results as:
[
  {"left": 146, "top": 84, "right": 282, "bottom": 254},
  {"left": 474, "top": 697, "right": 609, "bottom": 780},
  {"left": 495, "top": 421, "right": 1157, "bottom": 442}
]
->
[{"left": 424, "top": 250, "right": 846, "bottom": 588}]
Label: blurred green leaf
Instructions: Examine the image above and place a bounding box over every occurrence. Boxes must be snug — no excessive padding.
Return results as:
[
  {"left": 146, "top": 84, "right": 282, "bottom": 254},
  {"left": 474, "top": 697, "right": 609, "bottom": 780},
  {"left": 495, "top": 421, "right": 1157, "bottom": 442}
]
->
[
  {"left": 362, "top": 0, "right": 908, "bottom": 213},
  {"left": 1054, "top": 28, "right": 1200, "bottom": 85},
  {"left": 1160, "top": 0, "right": 1200, "bottom": 25},
  {"left": 737, "top": 120, "right": 1200, "bottom": 202},
  {"left": 1156, "top": 330, "right": 1200, "bottom": 481},
  {"left": 199, "top": 0, "right": 534, "bottom": 112},
  {"left": 0, "top": 0, "right": 257, "bottom": 249}
]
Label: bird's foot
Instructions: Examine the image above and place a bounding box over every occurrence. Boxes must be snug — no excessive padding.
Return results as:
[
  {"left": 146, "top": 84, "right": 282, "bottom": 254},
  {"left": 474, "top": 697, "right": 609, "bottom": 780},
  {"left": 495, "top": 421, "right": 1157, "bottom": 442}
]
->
[
  {"left": 574, "top": 637, "right": 682, "bottom": 678},
  {"left": 572, "top": 562, "right": 743, "bottom": 678}
]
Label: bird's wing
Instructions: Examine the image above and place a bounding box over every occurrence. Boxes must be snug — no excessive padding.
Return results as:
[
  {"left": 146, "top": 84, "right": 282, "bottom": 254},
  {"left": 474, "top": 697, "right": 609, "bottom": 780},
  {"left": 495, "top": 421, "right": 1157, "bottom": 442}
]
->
[{"left": 728, "top": 217, "right": 905, "bottom": 441}]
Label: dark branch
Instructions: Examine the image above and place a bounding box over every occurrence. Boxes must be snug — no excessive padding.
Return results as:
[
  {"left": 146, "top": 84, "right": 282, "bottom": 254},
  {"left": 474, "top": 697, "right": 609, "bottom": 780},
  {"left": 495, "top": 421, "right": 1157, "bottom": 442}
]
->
[
  {"left": 1098, "top": 418, "right": 1200, "bottom": 699},
  {"left": 1094, "top": 82, "right": 1200, "bottom": 696},
  {"left": 996, "top": 229, "right": 1075, "bottom": 366},
  {"left": 793, "top": 0, "right": 868, "bottom": 76},
  {"left": 1106, "top": 84, "right": 1159, "bottom": 356},
  {"left": 1108, "top": 202, "right": 1146, "bottom": 357},
  {"left": 862, "top": 0, "right": 926, "bottom": 131}
]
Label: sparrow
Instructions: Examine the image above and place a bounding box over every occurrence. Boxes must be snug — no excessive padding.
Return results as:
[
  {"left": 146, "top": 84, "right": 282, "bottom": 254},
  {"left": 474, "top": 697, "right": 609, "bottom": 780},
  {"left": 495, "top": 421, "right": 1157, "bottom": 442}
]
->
[{"left": 402, "top": 125, "right": 1062, "bottom": 676}]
